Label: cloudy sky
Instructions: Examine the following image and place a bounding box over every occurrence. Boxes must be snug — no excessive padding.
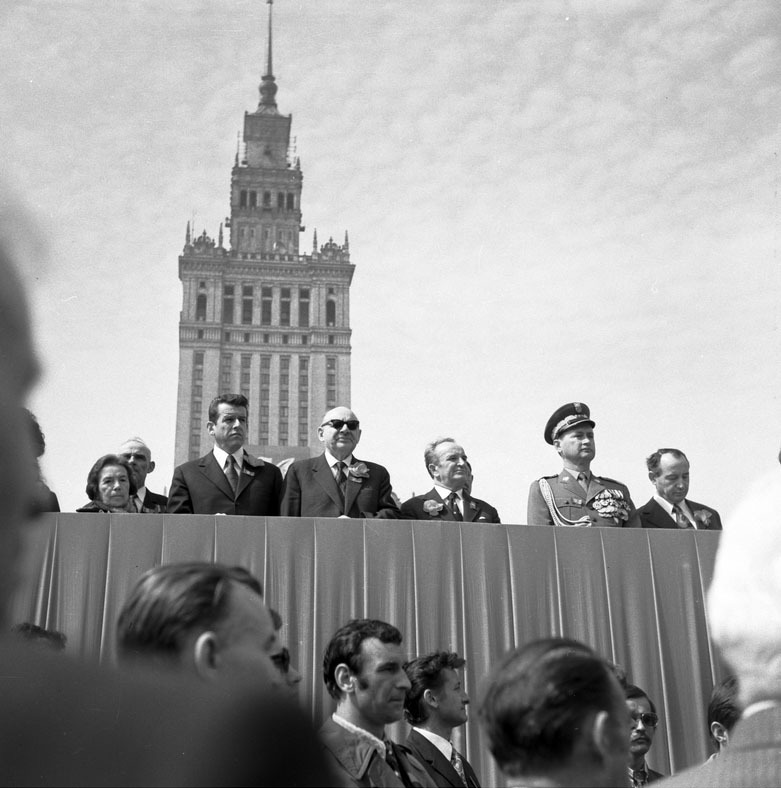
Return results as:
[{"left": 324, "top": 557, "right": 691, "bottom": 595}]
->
[{"left": 2, "top": 0, "right": 779, "bottom": 520}]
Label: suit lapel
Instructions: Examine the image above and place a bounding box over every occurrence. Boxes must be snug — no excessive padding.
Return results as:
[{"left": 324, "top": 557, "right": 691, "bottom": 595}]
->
[
  {"left": 313, "top": 454, "right": 344, "bottom": 512},
  {"left": 650, "top": 498, "right": 675, "bottom": 527},
  {"left": 559, "top": 470, "right": 588, "bottom": 502},
  {"left": 425, "top": 488, "right": 455, "bottom": 520},
  {"left": 585, "top": 474, "right": 607, "bottom": 503},
  {"left": 463, "top": 493, "right": 479, "bottom": 522},
  {"left": 409, "top": 732, "right": 461, "bottom": 787},
  {"left": 343, "top": 458, "right": 362, "bottom": 516},
  {"left": 234, "top": 452, "right": 258, "bottom": 498},
  {"left": 199, "top": 453, "right": 235, "bottom": 500}
]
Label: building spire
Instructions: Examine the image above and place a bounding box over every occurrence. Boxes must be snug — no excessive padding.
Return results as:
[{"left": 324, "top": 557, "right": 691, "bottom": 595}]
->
[{"left": 258, "top": 0, "right": 278, "bottom": 112}]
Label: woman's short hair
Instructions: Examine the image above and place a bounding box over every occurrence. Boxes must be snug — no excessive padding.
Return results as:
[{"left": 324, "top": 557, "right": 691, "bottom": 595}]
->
[{"left": 85, "top": 454, "right": 137, "bottom": 501}]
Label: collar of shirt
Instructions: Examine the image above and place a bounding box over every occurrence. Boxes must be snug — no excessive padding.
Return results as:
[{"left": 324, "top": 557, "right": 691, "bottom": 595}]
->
[
  {"left": 562, "top": 466, "right": 591, "bottom": 485},
  {"left": 411, "top": 727, "right": 452, "bottom": 761},
  {"left": 653, "top": 495, "right": 696, "bottom": 525},
  {"left": 212, "top": 446, "right": 244, "bottom": 471},
  {"left": 742, "top": 699, "right": 781, "bottom": 719},
  {"left": 324, "top": 450, "right": 353, "bottom": 471},
  {"left": 434, "top": 484, "right": 463, "bottom": 503},
  {"left": 331, "top": 713, "right": 385, "bottom": 758},
  {"left": 136, "top": 486, "right": 147, "bottom": 503}
]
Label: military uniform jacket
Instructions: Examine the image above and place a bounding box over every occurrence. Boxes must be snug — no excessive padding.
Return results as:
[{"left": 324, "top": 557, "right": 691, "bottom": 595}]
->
[{"left": 527, "top": 469, "right": 641, "bottom": 527}]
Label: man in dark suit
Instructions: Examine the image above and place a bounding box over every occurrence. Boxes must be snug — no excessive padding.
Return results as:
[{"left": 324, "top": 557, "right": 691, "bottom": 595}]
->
[
  {"left": 527, "top": 402, "right": 641, "bottom": 527},
  {"left": 626, "top": 684, "right": 665, "bottom": 784},
  {"left": 280, "top": 406, "right": 400, "bottom": 518},
  {"left": 403, "top": 651, "right": 481, "bottom": 787},
  {"left": 167, "top": 393, "right": 282, "bottom": 515},
  {"left": 658, "top": 477, "right": 781, "bottom": 787},
  {"left": 119, "top": 437, "right": 168, "bottom": 512},
  {"left": 401, "top": 439, "right": 499, "bottom": 523},
  {"left": 637, "top": 448, "right": 722, "bottom": 530}
]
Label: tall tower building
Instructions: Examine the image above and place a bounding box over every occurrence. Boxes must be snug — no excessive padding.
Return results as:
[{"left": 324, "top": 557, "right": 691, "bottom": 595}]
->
[{"left": 174, "top": 2, "right": 353, "bottom": 465}]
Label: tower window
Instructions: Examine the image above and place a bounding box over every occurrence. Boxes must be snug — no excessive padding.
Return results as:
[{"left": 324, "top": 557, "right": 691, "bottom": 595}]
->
[
  {"left": 263, "top": 191, "right": 271, "bottom": 208},
  {"left": 261, "top": 286, "right": 272, "bottom": 326},
  {"left": 299, "top": 287, "right": 310, "bottom": 327},
  {"left": 240, "top": 190, "right": 248, "bottom": 208},
  {"left": 326, "top": 299, "right": 336, "bottom": 327},
  {"left": 286, "top": 193, "right": 295, "bottom": 210},
  {"left": 195, "top": 294, "right": 207, "bottom": 321},
  {"left": 280, "top": 287, "right": 291, "bottom": 327},
  {"left": 277, "top": 192, "right": 285, "bottom": 209},
  {"left": 249, "top": 191, "right": 257, "bottom": 208},
  {"left": 242, "top": 285, "right": 253, "bottom": 324},
  {"left": 223, "top": 285, "right": 235, "bottom": 324}
]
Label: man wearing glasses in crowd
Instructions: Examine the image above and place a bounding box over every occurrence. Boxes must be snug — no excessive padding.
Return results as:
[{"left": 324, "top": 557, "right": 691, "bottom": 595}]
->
[
  {"left": 625, "top": 684, "right": 665, "bottom": 785},
  {"left": 281, "top": 406, "right": 400, "bottom": 518}
]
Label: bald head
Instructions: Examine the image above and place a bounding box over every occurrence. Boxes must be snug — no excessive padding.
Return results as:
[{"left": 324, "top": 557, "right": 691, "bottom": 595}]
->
[
  {"left": 119, "top": 438, "right": 155, "bottom": 489},
  {"left": 318, "top": 406, "right": 361, "bottom": 461}
]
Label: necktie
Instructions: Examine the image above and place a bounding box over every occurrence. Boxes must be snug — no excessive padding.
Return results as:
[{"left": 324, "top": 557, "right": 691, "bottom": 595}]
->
[
  {"left": 447, "top": 492, "right": 463, "bottom": 521},
  {"left": 577, "top": 472, "right": 588, "bottom": 493},
  {"left": 673, "top": 504, "right": 693, "bottom": 529},
  {"left": 131, "top": 495, "right": 141, "bottom": 512},
  {"left": 450, "top": 746, "right": 468, "bottom": 787},
  {"left": 335, "top": 461, "right": 348, "bottom": 502},
  {"left": 224, "top": 456, "right": 239, "bottom": 495}
]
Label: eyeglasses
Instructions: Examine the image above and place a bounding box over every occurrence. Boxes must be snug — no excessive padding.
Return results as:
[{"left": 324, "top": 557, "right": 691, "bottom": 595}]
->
[
  {"left": 630, "top": 712, "right": 659, "bottom": 728},
  {"left": 271, "top": 646, "right": 291, "bottom": 673},
  {"left": 321, "top": 419, "right": 360, "bottom": 431}
]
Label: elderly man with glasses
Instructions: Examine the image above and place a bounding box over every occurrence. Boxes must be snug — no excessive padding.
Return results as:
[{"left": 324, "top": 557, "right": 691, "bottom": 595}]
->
[
  {"left": 625, "top": 684, "right": 665, "bottom": 786},
  {"left": 281, "top": 405, "right": 401, "bottom": 518}
]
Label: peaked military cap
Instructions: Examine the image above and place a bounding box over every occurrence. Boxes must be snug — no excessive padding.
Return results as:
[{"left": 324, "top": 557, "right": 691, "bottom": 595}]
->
[{"left": 545, "top": 402, "right": 595, "bottom": 445}]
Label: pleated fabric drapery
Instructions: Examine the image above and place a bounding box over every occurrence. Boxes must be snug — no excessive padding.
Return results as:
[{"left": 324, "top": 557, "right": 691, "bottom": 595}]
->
[{"left": 10, "top": 514, "right": 723, "bottom": 786}]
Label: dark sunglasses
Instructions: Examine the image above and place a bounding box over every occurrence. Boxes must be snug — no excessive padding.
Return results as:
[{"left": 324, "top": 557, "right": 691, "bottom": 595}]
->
[
  {"left": 321, "top": 419, "right": 360, "bottom": 431},
  {"left": 630, "top": 711, "right": 659, "bottom": 728},
  {"left": 271, "top": 646, "right": 291, "bottom": 673}
]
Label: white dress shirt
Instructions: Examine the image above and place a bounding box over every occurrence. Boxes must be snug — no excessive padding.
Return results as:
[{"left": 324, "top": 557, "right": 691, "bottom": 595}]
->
[
  {"left": 653, "top": 494, "right": 697, "bottom": 527},
  {"left": 411, "top": 726, "right": 453, "bottom": 761},
  {"left": 434, "top": 483, "right": 463, "bottom": 514}
]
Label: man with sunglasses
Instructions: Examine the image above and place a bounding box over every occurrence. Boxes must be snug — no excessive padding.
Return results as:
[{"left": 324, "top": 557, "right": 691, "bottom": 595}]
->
[
  {"left": 281, "top": 405, "right": 400, "bottom": 518},
  {"left": 625, "top": 684, "right": 665, "bottom": 785}
]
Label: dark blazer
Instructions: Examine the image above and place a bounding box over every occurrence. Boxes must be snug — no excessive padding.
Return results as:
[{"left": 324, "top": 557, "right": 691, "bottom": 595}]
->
[
  {"left": 280, "top": 454, "right": 400, "bottom": 518},
  {"left": 527, "top": 469, "right": 641, "bottom": 527},
  {"left": 167, "top": 451, "right": 282, "bottom": 515},
  {"left": 638, "top": 497, "right": 722, "bottom": 530},
  {"left": 142, "top": 488, "right": 169, "bottom": 512},
  {"left": 401, "top": 488, "right": 500, "bottom": 524},
  {"left": 657, "top": 705, "right": 781, "bottom": 787},
  {"left": 405, "top": 729, "right": 481, "bottom": 788}
]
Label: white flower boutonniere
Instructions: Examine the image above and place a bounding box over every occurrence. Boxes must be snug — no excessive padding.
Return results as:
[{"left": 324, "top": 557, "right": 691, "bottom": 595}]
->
[
  {"left": 348, "top": 462, "right": 370, "bottom": 481},
  {"left": 423, "top": 499, "right": 444, "bottom": 515},
  {"left": 694, "top": 510, "right": 713, "bottom": 528},
  {"left": 591, "top": 489, "right": 631, "bottom": 525}
]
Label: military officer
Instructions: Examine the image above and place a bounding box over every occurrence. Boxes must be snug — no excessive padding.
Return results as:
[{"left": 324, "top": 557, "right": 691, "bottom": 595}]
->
[{"left": 527, "top": 402, "right": 641, "bottom": 527}]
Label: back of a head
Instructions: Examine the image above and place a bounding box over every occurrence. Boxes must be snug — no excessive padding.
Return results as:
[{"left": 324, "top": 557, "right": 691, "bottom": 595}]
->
[
  {"left": 116, "top": 562, "right": 261, "bottom": 666},
  {"left": 479, "top": 638, "right": 626, "bottom": 783},
  {"left": 708, "top": 474, "right": 781, "bottom": 706},
  {"left": 323, "top": 618, "right": 402, "bottom": 699},
  {"left": 708, "top": 675, "right": 740, "bottom": 743}
]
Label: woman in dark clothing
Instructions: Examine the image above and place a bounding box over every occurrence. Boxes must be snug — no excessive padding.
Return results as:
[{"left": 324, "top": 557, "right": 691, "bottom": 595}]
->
[{"left": 77, "top": 454, "right": 139, "bottom": 513}]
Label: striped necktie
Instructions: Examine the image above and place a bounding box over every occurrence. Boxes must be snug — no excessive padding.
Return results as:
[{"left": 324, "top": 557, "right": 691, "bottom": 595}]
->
[{"left": 673, "top": 504, "right": 694, "bottom": 529}]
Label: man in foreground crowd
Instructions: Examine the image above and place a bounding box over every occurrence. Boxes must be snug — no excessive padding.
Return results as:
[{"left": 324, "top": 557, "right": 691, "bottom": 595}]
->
[
  {"left": 116, "top": 562, "right": 282, "bottom": 688},
  {"left": 404, "top": 651, "right": 481, "bottom": 787},
  {"left": 527, "top": 402, "right": 640, "bottom": 527},
  {"left": 119, "top": 437, "right": 168, "bottom": 512},
  {"left": 478, "top": 637, "right": 630, "bottom": 787},
  {"left": 0, "top": 219, "right": 323, "bottom": 785},
  {"left": 281, "top": 406, "right": 400, "bottom": 518},
  {"left": 168, "top": 393, "right": 283, "bottom": 515},
  {"left": 626, "top": 684, "right": 664, "bottom": 785},
  {"left": 320, "top": 618, "right": 434, "bottom": 787},
  {"left": 660, "top": 477, "right": 781, "bottom": 787},
  {"left": 638, "top": 448, "right": 722, "bottom": 530},
  {"left": 401, "top": 439, "right": 500, "bottom": 524}
]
